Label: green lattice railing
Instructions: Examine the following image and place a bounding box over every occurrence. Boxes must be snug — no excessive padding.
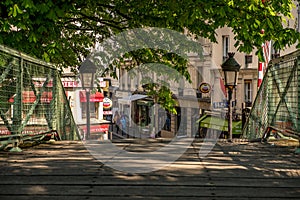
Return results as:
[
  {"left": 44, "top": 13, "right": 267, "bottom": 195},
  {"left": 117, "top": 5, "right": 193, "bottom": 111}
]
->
[
  {"left": 0, "top": 45, "right": 80, "bottom": 149},
  {"left": 243, "top": 50, "right": 300, "bottom": 139}
]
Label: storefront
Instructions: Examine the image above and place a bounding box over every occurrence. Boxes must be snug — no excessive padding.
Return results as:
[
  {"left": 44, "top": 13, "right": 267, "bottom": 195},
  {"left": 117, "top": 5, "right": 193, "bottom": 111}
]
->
[
  {"left": 79, "top": 90, "right": 104, "bottom": 119},
  {"left": 117, "top": 94, "right": 148, "bottom": 126},
  {"left": 136, "top": 99, "right": 154, "bottom": 126},
  {"left": 60, "top": 76, "right": 111, "bottom": 139},
  {"left": 159, "top": 97, "right": 200, "bottom": 138}
]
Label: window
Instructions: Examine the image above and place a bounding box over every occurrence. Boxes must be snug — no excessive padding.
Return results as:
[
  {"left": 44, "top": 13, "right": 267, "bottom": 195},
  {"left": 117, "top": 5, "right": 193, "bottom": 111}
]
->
[
  {"left": 81, "top": 102, "right": 97, "bottom": 118},
  {"left": 222, "top": 35, "right": 229, "bottom": 61},
  {"left": 271, "top": 49, "right": 280, "bottom": 59},
  {"left": 244, "top": 80, "right": 252, "bottom": 105},
  {"left": 127, "top": 71, "right": 131, "bottom": 90},
  {"left": 245, "top": 55, "right": 252, "bottom": 64},
  {"left": 121, "top": 68, "right": 125, "bottom": 89},
  {"left": 245, "top": 55, "right": 253, "bottom": 68}
]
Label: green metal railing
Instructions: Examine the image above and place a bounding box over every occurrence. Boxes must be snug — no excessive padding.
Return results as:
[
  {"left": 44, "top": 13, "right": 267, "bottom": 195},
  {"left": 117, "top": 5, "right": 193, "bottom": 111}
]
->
[
  {"left": 0, "top": 45, "right": 80, "bottom": 150},
  {"left": 243, "top": 50, "right": 300, "bottom": 139}
]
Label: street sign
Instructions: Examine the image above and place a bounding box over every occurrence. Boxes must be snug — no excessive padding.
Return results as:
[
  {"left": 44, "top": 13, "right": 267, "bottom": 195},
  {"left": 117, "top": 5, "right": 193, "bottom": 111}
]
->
[
  {"left": 213, "top": 101, "right": 227, "bottom": 109},
  {"left": 213, "top": 100, "right": 236, "bottom": 109}
]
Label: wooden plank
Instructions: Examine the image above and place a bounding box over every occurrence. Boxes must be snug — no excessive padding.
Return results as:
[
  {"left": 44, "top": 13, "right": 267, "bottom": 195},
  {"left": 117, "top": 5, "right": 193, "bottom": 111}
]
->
[
  {"left": 0, "top": 196, "right": 296, "bottom": 200},
  {"left": 0, "top": 141, "right": 299, "bottom": 199},
  {"left": 0, "top": 175, "right": 299, "bottom": 187},
  {"left": 0, "top": 185, "right": 299, "bottom": 198}
]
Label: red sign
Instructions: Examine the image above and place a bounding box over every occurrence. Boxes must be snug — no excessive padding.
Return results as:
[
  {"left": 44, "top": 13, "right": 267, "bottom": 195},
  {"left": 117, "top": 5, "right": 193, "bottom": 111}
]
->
[
  {"left": 0, "top": 127, "right": 10, "bottom": 135},
  {"left": 79, "top": 91, "right": 104, "bottom": 102},
  {"left": 9, "top": 91, "right": 53, "bottom": 103},
  {"left": 0, "top": 126, "right": 49, "bottom": 135},
  {"left": 62, "top": 81, "right": 79, "bottom": 88},
  {"left": 33, "top": 80, "right": 53, "bottom": 87},
  {"left": 32, "top": 78, "right": 80, "bottom": 88},
  {"left": 103, "top": 111, "right": 113, "bottom": 115},
  {"left": 80, "top": 124, "right": 109, "bottom": 133}
]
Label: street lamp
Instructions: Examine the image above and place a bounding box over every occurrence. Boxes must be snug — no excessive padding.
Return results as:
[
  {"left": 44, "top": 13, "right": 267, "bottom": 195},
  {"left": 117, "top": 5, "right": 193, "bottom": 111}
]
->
[
  {"left": 221, "top": 52, "right": 241, "bottom": 141},
  {"left": 78, "top": 58, "right": 97, "bottom": 140}
]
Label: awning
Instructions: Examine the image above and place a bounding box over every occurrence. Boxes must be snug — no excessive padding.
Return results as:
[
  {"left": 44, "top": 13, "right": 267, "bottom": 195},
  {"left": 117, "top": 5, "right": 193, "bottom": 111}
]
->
[
  {"left": 79, "top": 91, "right": 104, "bottom": 102},
  {"left": 108, "top": 86, "right": 118, "bottom": 92},
  {"left": 198, "top": 115, "right": 242, "bottom": 134},
  {"left": 118, "top": 94, "right": 148, "bottom": 104},
  {"left": 9, "top": 91, "right": 53, "bottom": 103},
  {"left": 137, "top": 99, "right": 154, "bottom": 106}
]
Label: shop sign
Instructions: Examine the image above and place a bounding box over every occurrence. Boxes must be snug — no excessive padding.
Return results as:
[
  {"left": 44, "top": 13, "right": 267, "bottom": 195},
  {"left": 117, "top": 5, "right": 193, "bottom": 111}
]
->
[
  {"left": 62, "top": 81, "right": 79, "bottom": 87},
  {"left": 32, "top": 78, "right": 80, "bottom": 88},
  {"left": 98, "top": 78, "right": 107, "bottom": 87},
  {"left": 0, "top": 126, "right": 49, "bottom": 135},
  {"left": 213, "top": 101, "right": 227, "bottom": 109},
  {"left": 213, "top": 100, "right": 236, "bottom": 109},
  {"left": 103, "top": 110, "right": 113, "bottom": 115},
  {"left": 99, "top": 80, "right": 107, "bottom": 87},
  {"left": 9, "top": 91, "right": 53, "bottom": 103},
  {"left": 80, "top": 124, "right": 109, "bottom": 133},
  {"left": 103, "top": 97, "right": 113, "bottom": 109},
  {"left": 199, "top": 82, "right": 211, "bottom": 93}
]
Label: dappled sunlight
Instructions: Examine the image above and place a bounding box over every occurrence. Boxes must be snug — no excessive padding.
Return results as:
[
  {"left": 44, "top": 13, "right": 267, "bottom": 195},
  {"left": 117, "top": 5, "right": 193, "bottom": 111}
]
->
[
  {"left": 0, "top": 140, "right": 299, "bottom": 199},
  {"left": 205, "top": 165, "right": 248, "bottom": 170},
  {"left": 27, "top": 185, "right": 48, "bottom": 195}
]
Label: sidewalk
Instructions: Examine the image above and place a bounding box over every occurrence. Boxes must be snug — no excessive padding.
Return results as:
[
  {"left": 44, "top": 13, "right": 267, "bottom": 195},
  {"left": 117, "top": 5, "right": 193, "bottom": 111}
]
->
[
  {"left": 111, "top": 125, "right": 154, "bottom": 139},
  {"left": 0, "top": 139, "right": 299, "bottom": 199}
]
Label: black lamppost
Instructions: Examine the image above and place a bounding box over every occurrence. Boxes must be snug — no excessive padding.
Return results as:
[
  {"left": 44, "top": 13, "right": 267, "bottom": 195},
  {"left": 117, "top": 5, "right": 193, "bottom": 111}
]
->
[
  {"left": 221, "top": 52, "right": 241, "bottom": 141},
  {"left": 78, "top": 58, "right": 97, "bottom": 140}
]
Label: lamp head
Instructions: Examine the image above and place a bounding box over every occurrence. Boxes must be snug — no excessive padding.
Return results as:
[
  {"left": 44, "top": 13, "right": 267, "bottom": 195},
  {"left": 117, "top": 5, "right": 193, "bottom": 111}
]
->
[
  {"left": 221, "top": 52, "right": 241, "bottom": 89},
  {"left": 78, "top": 58, "right": 97, "bottom": 89}
]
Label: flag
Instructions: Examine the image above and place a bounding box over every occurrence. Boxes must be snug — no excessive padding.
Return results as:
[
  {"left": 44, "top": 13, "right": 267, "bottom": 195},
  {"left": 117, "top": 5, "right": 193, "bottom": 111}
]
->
[
  {"left": 220, "top": 77, "right": 227, "bottom": 98},
  {"left": 258, "top": 41, "right": 271, "bottom": 88}
]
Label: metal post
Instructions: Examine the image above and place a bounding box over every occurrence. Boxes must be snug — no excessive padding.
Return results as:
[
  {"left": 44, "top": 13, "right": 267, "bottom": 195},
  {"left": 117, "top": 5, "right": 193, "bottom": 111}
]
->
[
  {"left": 86, "top": 89, "right": 91, "bottom": 140},
  {"left": 228, "top": 88, "right": 233, "bottom": 141},
  {"left": 10, "top": 57, "right": 23, "bottom": 152}
]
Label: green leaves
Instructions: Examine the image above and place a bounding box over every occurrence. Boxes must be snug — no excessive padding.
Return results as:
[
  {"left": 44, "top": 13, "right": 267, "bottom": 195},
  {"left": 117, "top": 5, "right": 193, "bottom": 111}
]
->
[
  {"left": 8, "top": 4, "right": 23, "bottom": 17},
  {"left": 1, "top": 0, "right": 299, "bottom": 111},
  {"left": 28, "top": 33, "right": 37, "bottom": 43},
  {"left": 1, "top": 0, "right": 299, "bottom": 68},
  {"left": 22, "top": 0, "right": 34, "bottom": 9}
]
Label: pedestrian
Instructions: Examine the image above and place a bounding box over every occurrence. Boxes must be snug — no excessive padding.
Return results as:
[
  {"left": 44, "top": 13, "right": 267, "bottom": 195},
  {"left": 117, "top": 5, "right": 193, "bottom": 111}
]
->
[
  {"left": 120, "top": 113, "right": 127, "bottom": 136},
  {"left": 113, "top": 111, "right": 121, "bottom": 134},
  {"left": 165, "top": 115, "right": 171, "bottom": 131},
  {"left": 140, "top": 115, "right": 146, "bottom": 126}
]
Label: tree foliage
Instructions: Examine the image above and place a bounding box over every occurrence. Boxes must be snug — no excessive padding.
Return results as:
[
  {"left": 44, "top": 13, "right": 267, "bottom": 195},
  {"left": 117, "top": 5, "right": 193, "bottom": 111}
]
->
[
  {"left": 1, "top": 0, "right": 300, "bottom": 113},
  {"left": 1, "top": 0, "right": 299, "bottom": 68}
]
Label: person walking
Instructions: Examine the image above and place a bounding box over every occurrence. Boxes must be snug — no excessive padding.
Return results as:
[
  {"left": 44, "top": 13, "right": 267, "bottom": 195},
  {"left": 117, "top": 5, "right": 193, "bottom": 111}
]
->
[
  {"left": 113, "top": 111, "right": 121, "bottom": 134},
  {"left": 120, "top": 113, "right": 127, "bottom": 136}
]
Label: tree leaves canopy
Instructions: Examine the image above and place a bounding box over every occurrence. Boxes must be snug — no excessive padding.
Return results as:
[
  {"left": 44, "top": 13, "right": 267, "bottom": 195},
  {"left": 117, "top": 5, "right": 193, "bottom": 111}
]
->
[
  {"left": 1, "top": 0, "right": 300, "bottom": 114},
  {"left": 1, "top": 0, "right": 299, "bottom": 69}
]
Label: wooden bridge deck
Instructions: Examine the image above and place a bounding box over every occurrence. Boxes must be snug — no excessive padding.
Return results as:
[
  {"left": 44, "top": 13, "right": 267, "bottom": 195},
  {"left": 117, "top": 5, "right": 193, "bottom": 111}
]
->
[{"left": 0, "top": 140, "right": 299, "bottom": 199}]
